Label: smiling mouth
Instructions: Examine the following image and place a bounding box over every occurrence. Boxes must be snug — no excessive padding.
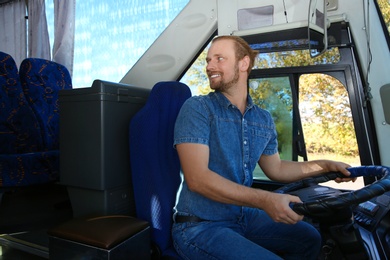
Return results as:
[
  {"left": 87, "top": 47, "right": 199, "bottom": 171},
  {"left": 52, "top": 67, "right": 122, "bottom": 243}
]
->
[{"left": 209, "top": 73, "right": 221, "bottom": 79}]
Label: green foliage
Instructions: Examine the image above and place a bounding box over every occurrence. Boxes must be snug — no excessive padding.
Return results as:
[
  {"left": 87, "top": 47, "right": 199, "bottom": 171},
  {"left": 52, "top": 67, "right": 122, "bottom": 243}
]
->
[
  {"left": 300, "top": 74, "right": 358, "bottom": 156},
  {"left": 255, "top": 48, "right": 340, "bottom": 69},
  {"left": 378, "top": 0, "right": 390, "bottom": 34},
  {"left": 249, "top": 78, "right": 293, "bottom": 159},
  {"left": 181, "top": 49, "right": 212, "bottom": 95}
]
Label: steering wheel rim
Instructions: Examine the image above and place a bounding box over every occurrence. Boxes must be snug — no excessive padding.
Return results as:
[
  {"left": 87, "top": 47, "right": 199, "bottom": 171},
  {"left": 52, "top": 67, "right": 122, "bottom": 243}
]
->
[{"left": 274, "top": 166, "right": 390, "bottom": 218}]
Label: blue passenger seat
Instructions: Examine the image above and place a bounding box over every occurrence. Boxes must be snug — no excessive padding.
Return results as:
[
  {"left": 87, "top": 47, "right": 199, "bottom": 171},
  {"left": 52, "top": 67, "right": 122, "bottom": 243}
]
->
[
  {"left": 129, "top": 81, "right": 191, "bottom": 258},
  {"left": 0, "top": 52, "right": 43, "bottom": 155},
  {"left": 0, "top": 52, "right": 71, "bottom": 189},
  {"left": 19, "top": 58, "right": 73, "bottom": 150}
]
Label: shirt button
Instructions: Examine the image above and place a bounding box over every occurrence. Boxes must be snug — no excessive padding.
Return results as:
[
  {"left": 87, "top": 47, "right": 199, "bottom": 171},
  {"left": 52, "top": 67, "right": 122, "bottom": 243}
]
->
[{"left": 244, "top": 140, "right": 247, "bottom": 145}]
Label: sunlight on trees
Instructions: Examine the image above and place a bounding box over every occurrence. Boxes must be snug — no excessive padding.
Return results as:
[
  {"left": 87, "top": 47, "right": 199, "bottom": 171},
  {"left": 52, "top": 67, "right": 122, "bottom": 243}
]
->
[
  {"left": 378, "top": 0, "right": 390, "bottom": 34},
  {"left": 181, "top": 49, "right": 210, "bottom": 95},
  {"left": 299, "top": 74, "right": 358, "bottom": 156}
]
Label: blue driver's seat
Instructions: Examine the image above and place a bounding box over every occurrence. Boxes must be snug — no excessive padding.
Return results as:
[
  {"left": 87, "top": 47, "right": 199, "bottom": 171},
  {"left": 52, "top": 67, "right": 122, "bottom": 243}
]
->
[{"left": 129, "top": 81, "right": 191, "bottom": 258}]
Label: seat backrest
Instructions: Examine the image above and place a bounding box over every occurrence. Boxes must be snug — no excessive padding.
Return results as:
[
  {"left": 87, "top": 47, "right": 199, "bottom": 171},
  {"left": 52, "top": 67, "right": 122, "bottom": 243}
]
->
[
  {"left": 129, "top": 81, "right": 191, "bottom": 258},
  {"left": 0, "top": 51, "right": 43, "bottom": 154},
  {"left": 19, "top": 58, "right": 73, "bottom": 150}
]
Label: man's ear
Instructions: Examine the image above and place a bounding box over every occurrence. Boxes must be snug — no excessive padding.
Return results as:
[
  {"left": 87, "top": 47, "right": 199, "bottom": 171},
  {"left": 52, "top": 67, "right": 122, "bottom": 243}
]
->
[{"left": 239, "top": 55, "right": 250, "bottom": 72}]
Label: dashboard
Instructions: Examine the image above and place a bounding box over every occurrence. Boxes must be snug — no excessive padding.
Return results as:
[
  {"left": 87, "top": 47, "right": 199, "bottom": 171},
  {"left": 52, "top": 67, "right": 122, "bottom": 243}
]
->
[{"left": 354, "top": 191, "right": 390, "bottom": 260}]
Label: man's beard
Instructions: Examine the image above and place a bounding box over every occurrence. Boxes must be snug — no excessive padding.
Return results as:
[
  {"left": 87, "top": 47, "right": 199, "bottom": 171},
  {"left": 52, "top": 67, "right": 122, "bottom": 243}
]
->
[{"left": 210, "top": 63, "right": 239, "bottom": 92}]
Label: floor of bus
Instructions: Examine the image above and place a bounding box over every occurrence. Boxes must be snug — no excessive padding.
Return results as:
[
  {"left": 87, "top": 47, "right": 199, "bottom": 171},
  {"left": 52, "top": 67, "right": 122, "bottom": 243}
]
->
[
  {"left": 0, "top": 236, "right": 47, "bottom": 259},
  {"left": 0, "top": 183, "right": 73, "bottom": 259}
]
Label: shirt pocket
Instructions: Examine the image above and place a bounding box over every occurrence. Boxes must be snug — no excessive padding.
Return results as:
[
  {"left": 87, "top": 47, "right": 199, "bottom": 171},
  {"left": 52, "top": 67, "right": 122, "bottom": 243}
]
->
[{"left": 249, "top": 125, "right": 277, "bottom": 161}]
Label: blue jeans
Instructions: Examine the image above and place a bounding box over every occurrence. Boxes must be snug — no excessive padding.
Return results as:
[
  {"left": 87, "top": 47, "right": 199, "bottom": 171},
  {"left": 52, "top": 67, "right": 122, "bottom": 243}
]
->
[{"left": 172, "top": 208, "right": 321, "bottom": 260}]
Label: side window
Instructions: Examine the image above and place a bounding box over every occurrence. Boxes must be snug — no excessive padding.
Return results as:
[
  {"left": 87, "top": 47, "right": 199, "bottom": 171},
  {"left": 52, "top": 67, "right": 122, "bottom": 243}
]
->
[
  {"left": 299, "top": 74, "right": 359, "bottom": 163},
  {"left": 249, "top": 77, "right": 293, "bottom": 160},
  {"left": 249, "top": 77, "right": 293, "bottom": 180},
  {"left": 45, "top": 0, "right": 190, "bottom": 88},
  {"left": 299, "top": 73, "right": 363, "bottom": 189},
  {"left": 249, "top": 73, "right": 362, "bottom": 188}
]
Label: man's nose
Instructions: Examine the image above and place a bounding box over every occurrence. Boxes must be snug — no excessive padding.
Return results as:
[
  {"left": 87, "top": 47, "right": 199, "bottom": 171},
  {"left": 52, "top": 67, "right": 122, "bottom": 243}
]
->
[{"left": 206, "top": 60, "right": 215, "bottom": 71}]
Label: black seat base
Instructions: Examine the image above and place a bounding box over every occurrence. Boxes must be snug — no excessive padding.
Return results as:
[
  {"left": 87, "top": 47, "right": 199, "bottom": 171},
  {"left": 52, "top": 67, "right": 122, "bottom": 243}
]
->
[{"left": 48, "top": 215, "right": 150, "bottom": 259}]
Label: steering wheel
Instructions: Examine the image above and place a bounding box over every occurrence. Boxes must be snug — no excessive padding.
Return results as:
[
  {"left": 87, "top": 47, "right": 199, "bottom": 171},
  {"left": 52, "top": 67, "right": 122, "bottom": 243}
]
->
[{"left": 274, "top": 166, "right": 390, "bottom": 220}]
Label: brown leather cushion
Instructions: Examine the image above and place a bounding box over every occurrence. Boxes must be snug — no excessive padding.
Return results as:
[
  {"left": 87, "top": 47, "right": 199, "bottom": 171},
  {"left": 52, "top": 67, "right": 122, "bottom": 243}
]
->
[{"left": 48, "top": 215, "right": 149, "bottom": 249}]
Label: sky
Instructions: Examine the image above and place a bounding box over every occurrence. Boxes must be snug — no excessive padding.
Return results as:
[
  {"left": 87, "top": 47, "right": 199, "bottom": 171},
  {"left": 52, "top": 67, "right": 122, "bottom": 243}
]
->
[{"left": 46, "top": 0, "right": 189, "bottom": 88}]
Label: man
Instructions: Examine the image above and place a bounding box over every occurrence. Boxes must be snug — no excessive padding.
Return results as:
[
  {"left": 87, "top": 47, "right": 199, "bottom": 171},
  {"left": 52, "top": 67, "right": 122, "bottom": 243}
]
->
[{"left": 172, "top": 35, "right": 353, "bottom": 259}]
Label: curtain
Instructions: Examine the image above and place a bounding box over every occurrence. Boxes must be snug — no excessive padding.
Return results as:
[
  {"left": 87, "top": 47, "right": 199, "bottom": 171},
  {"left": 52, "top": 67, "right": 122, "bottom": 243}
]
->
[
  {"left": 0, "top": 0, "right": 27, "bottom": 67},
  {"left": 28, "top": 0, "right": 51, "bottom": 60},
  {"left": 52, "top": 0, "right": 75, "bottom": 76}
]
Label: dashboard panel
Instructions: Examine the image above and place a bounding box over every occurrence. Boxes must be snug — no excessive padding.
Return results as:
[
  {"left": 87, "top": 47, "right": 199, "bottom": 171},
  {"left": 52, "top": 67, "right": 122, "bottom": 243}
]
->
[{"left": 354, "top": 191, "right": 390, "bottom": 259}]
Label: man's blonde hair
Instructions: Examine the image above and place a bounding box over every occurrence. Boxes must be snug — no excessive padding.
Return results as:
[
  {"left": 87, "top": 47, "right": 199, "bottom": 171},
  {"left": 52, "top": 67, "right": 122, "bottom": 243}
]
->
[{"left": 212, "top": 35, "right": 259, "bottom": 74}]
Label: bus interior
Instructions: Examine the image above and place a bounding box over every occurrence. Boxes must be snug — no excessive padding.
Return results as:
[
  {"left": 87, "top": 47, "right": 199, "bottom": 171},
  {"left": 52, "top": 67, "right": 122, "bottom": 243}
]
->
[{"left": 1, "top": 0, "right": 390, "bottom": 259}]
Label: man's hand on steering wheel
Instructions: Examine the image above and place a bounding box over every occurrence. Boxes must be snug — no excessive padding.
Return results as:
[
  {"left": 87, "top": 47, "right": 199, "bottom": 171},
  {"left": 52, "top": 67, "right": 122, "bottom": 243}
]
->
[
  {"left": 321, "top": 160, "right": 356, "bottom": 183},
  {"left": 261, "top": 192, "right": 304, "bottom": 225}
]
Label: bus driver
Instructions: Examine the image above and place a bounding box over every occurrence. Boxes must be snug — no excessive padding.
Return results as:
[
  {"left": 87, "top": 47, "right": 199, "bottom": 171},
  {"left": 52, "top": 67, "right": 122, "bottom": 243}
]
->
[{"left": 172, "top": 35, "right": 354, "bottom": 259}]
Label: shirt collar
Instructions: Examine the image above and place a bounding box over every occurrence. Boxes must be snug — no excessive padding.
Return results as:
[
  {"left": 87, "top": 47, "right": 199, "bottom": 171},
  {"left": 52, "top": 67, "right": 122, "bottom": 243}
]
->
[{"left": 213, "top": 91, "right": 255, "bottom": 111}]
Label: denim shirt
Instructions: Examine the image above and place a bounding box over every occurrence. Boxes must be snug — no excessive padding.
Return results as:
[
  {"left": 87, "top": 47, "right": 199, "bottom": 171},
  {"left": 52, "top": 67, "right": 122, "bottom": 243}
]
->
[{"left": 173, "top": 91, "right": 278, "bottom": 221}]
